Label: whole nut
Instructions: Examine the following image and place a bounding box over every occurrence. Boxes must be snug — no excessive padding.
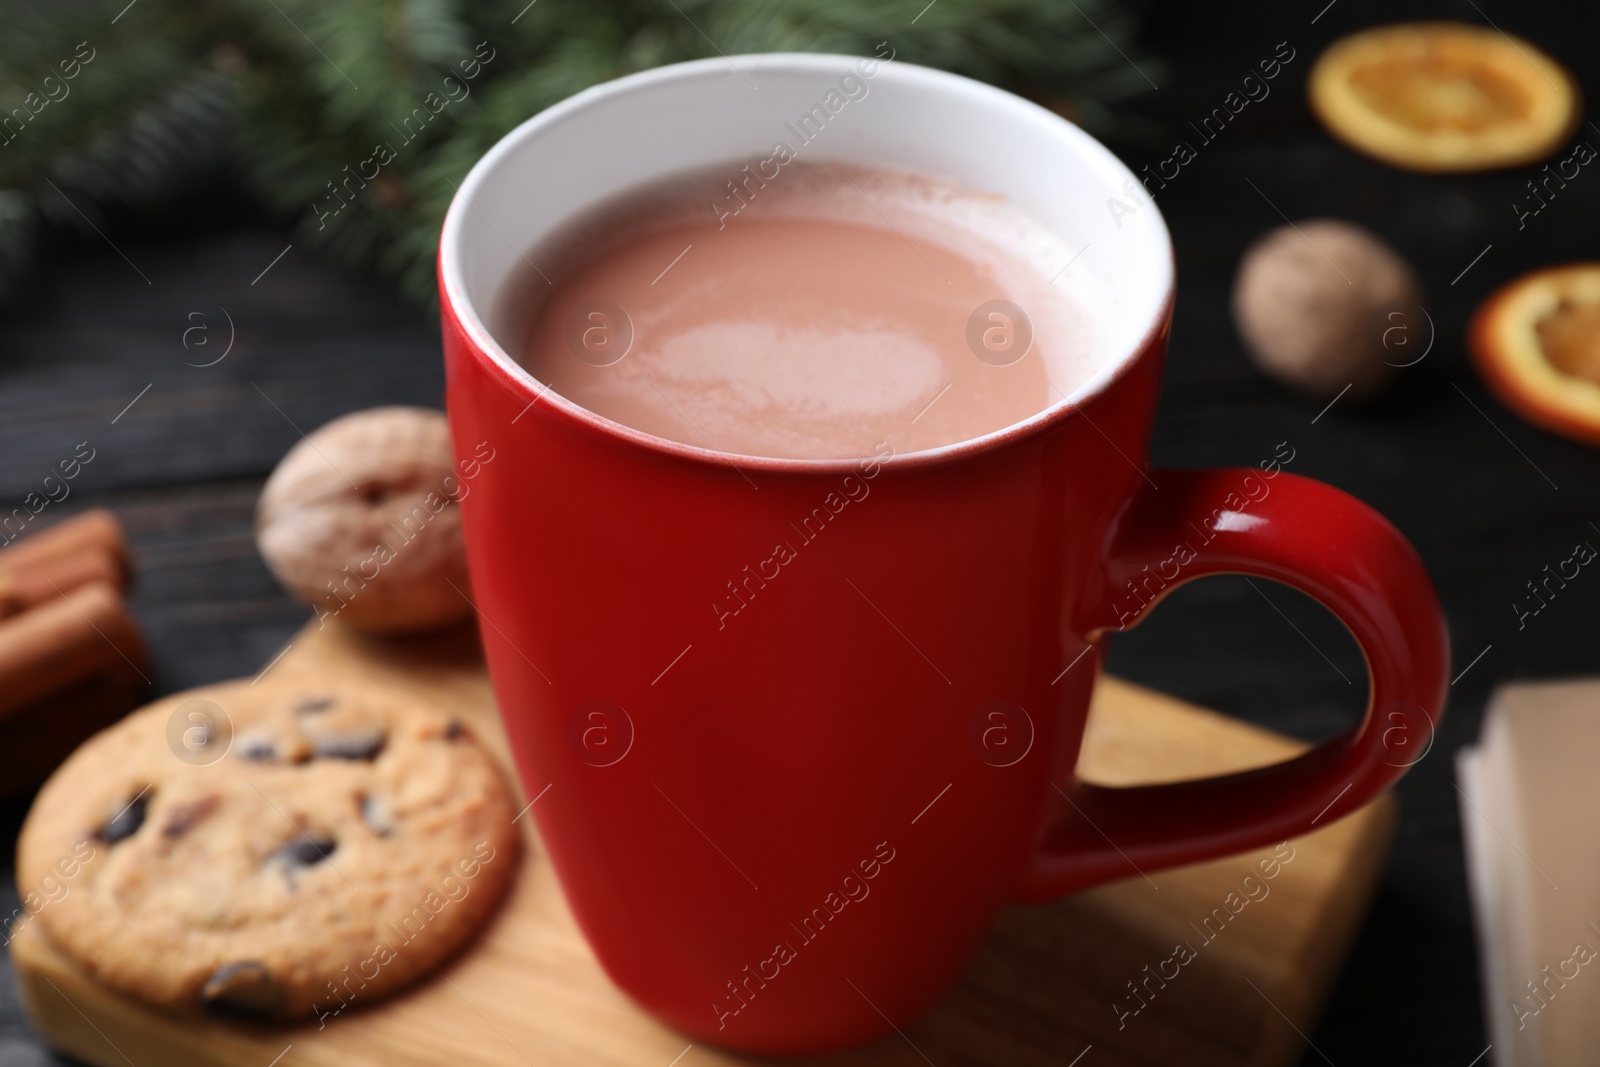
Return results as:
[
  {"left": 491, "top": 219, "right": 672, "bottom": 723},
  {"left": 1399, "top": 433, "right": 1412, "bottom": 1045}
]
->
[
  {"left": 1232, "top": 219, "right": 1425, "bottom": 400},
  {"left": 256, "top": 407, "right": 473, "bottom": 634}
]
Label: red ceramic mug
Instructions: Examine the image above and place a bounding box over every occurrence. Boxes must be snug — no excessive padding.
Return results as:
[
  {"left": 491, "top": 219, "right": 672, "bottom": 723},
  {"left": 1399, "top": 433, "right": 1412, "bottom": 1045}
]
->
[{"left": 439, "top": 53, "right": 1448, "bottom": 1054}]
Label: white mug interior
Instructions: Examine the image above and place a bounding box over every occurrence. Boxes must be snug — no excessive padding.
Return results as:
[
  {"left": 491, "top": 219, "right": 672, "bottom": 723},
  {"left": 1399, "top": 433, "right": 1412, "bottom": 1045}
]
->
[{"left": 439, "top": 52, "right": 1175, "bottom": 467}]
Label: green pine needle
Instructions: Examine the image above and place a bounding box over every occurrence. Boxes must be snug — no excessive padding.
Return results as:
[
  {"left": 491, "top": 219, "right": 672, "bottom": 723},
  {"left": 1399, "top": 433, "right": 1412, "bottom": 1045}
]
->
[{"left": 0, "top": 0, "right": 1158, "bottom": 308}]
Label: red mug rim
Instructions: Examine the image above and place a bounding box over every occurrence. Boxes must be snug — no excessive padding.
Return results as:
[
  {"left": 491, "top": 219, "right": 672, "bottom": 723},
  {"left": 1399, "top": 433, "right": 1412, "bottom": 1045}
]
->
[{"left": 439, "top": 53, "right": 1177, "bottom": 474}]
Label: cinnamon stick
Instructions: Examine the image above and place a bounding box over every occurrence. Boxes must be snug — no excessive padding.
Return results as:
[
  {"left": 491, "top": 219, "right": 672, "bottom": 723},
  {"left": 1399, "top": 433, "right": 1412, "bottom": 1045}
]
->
[
  {"left": 0, "top": 546, "right": 124, "bottom": 618},
  {"left": 0, "top": 580, "right": 147, "bottom": 720},
  {"left": 0, "top": 509, "right": 128, "bottom": 585}
]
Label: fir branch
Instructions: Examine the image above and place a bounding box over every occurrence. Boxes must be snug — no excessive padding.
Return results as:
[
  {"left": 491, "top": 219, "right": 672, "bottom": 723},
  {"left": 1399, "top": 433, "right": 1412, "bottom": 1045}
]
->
[{"left": 0, "top": 0, "right": 1159, "bottom": 309}]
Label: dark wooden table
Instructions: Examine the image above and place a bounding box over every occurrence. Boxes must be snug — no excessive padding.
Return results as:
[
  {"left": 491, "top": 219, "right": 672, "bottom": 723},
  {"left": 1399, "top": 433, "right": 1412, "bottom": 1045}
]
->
[{"left": 3, "top": 1, "right": 1596, "bottom": 1062}]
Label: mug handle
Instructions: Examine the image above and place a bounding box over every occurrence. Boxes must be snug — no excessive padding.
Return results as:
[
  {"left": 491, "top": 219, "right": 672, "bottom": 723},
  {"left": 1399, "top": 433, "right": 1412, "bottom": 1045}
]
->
[{"left": 1019, "top": 468, "right": 1449, "bottom": 900}]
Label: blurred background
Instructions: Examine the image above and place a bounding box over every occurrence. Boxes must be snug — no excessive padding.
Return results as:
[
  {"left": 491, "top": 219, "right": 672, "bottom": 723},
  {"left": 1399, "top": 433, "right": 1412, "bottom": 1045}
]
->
[{"left": 2, "top": 0, "right": 1597, "bottom": 1063}]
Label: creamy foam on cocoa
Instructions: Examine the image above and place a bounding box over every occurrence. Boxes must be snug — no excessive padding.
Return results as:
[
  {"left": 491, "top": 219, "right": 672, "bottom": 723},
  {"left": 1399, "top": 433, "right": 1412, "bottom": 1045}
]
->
[{"left": 508, "top": 162, "right": 1108, "bottom": 460}]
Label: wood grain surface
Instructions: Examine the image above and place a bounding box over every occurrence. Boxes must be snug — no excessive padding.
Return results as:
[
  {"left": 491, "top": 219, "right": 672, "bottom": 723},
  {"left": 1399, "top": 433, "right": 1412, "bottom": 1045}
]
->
[{"left": 10, "top": 621, "right": 1392, "bottom": 1067}]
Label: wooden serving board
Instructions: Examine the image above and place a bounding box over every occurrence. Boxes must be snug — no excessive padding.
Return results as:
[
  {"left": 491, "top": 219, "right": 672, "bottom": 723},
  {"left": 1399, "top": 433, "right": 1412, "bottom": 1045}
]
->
[{"left": 11, "top": 621, "right": 1394, "bottom": 1067}]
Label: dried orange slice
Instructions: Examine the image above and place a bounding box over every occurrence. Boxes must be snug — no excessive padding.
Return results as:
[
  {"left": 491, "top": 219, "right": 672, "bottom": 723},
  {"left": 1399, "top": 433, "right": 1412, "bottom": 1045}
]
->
[
  {"left": 1471, "top": 264, "right": 1600, "bottom": 445},
  {"left": 1309, "top": 22, "right": 1579, "bottom": 172}
]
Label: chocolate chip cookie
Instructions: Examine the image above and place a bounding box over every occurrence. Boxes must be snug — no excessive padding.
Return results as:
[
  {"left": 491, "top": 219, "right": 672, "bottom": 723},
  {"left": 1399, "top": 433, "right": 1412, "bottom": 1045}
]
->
[{"left": 17, "top": 678, "right": 519, "bottom": 1020}]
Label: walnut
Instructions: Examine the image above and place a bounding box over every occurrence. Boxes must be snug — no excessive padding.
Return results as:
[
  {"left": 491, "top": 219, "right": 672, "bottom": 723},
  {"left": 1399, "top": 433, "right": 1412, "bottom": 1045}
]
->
[
  {"left": 256, "top": 407, "right": 473, "bottom": 634},
  {"left": 1232, "top": 219, "right": 1425, "bottom": 400}
]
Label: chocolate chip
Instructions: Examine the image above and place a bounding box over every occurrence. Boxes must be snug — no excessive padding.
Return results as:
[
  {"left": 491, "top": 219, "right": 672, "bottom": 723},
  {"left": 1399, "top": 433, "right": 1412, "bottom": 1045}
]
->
[
  {"left": 296, "top": 697, "right": 335, "bottom": 714},
  {"left": 443, "top": 720, "right": 464, "bottom": 740},
  {"left": 96, "top": 789, "right": 152, "bottom": 844},
  {"left": 310, "top": 726, "right": 386, "bottom": 761},
  {"left": 360, "top": 793, "right": 394, "bottom": 836},
  {"left": 273, "top": 836, "right": 337, "bottom": 868},
  {"left": 162, "top": 795, "right": 219, "bottom": 839},
  {"left": 200, "top": 961, "right": 284, "bottom": 1018},
  {"left": 238, "top": 734, "right": 277, "bottom": 762}
]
